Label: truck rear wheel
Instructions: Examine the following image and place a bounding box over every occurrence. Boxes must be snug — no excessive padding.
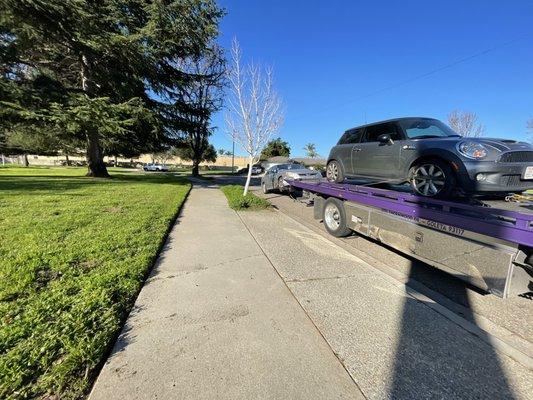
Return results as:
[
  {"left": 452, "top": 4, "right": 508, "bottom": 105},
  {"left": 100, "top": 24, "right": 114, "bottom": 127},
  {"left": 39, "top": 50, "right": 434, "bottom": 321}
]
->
[{"left": 323, "top": 198, "right": 352, "bottom": 237}]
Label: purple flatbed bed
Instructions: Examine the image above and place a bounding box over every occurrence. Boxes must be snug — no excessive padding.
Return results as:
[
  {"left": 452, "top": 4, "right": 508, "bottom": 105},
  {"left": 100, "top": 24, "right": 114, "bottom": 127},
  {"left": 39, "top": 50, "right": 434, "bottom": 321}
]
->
[{"left": 288, "top": 179, "right": 532, "bottom": 298}]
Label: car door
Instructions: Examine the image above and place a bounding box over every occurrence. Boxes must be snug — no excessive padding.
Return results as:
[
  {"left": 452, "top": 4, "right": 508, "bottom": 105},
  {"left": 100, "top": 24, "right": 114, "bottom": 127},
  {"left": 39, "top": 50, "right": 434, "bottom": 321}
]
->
[
  {"left": 333, "top": 129, "right": 363, "bottom": 175},
  {"left": 352, "top": 122, "right": 404, "bottom": 179}
]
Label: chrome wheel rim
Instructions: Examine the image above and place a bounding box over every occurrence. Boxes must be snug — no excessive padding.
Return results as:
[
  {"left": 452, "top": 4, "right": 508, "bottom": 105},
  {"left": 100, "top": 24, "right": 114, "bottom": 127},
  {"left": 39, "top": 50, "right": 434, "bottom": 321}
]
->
[
  {"left": 327, "top": 163, "right": 338, "bottom": 181},
  {"left": 324, "top": 203, "right": 341, "bottom": 230},
  {"left": 411, "top": 164, "right": 445, "bottom": 196},
  {"left": 262, "top": 182, "right": 267, "bottom": 193}
]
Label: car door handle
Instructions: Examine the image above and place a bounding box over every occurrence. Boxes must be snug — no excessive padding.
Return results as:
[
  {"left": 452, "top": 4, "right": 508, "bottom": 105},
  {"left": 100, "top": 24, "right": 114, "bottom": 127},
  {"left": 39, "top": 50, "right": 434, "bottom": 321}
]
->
[{"left": 353, "top": 147, "right": 362, "bottom": 152}]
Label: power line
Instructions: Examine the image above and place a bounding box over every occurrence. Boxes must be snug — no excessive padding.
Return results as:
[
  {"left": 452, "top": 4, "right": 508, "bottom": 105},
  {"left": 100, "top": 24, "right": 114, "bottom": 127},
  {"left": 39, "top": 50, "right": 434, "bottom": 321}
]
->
[{"left": 296, "top": 34, "right": 531, "bottom": 120}]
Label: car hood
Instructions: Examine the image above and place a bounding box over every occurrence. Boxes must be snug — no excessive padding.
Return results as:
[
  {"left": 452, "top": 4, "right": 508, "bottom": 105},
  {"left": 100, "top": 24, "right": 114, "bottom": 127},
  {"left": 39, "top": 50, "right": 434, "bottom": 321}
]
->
[
  {"left": 418, "top": 137, "right": 533, "bottom": 152},
  {"left": 470, "top": 138, "right": 533, "bottom": 152}
]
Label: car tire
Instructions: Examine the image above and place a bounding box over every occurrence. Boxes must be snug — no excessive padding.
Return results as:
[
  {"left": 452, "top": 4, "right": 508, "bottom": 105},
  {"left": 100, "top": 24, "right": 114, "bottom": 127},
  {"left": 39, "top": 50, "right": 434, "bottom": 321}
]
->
[
  {"left": 278, "top": 176, "right": 285, "bottom": 193},
  {"left": 409, "top": 159, "right": 456, "bottom": 198},
  {"left": 326, "top": 160, "right": 344, "bottom": 183},
  {"left": 323, "top": 197, "right": 352, "bottom": 237},
  {"left": 262, "top": 182, "right": 270, "bottom": 194}
]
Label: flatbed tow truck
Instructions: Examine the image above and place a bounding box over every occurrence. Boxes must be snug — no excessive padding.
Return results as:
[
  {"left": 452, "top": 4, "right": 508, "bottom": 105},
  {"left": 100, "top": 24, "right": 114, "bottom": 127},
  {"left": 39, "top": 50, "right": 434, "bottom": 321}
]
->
[{"left": 286, "top": 179, "right": 533, "bottom": 298}]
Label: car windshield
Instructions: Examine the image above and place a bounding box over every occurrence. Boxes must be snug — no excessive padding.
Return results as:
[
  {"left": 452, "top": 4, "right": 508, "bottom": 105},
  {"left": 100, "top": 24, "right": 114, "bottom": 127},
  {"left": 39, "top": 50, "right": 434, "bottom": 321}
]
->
[
  {"left": 276, "top": 163, "right": 302, "bottom": 170},
  {"left": 399, "top": 118, "right": 461, "bottom": 139}
]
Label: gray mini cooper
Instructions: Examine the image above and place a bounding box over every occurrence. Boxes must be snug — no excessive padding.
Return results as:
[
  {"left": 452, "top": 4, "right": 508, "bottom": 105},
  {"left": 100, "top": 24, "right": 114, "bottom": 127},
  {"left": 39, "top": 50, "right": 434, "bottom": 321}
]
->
[{"left": 326, "top": 117, "right": 533, "bottom": 197}]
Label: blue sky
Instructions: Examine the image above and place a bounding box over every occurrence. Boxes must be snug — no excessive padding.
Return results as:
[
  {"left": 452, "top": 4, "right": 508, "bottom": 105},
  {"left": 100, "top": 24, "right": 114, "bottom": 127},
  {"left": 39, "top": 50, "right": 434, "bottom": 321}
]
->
[{"left": 210, "top": 0, "right": 533, "bottom": 157}]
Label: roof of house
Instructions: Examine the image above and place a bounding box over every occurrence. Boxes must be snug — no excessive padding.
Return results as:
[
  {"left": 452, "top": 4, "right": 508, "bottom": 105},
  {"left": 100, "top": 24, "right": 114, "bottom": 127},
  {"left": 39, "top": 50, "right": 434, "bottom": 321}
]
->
[
  {"left": 292, "top": 157, "right": 326, "bottom": 166},
  {"left": 264, "top": 156, "right": 290, "bottom": 163}
]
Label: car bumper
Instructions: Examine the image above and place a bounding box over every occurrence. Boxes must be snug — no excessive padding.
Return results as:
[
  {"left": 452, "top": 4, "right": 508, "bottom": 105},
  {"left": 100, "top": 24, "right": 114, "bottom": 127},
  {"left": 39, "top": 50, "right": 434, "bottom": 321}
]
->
[
  {"left": 282, "top": 176, "right": 322, "bottom": 188},
  {"left": 458, "top": 161, "right": 533, "bottom": 193}
]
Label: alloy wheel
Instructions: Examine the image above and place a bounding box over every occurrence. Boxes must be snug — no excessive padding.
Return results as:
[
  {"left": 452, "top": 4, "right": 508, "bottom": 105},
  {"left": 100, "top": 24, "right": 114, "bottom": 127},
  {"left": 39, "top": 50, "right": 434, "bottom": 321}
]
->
[
  {"left": 326, "top": 163, "right": 339, "bottom": 181},
  {"left": 411, "top": 163, "right": 446, "bottom": 197}
]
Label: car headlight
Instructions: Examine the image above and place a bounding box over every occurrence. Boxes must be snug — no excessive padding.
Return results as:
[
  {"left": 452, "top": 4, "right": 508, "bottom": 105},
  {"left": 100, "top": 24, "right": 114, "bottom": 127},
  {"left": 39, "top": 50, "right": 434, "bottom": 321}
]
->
[{"left": 457, "top": 141, "right": 488, "bottom": 159}]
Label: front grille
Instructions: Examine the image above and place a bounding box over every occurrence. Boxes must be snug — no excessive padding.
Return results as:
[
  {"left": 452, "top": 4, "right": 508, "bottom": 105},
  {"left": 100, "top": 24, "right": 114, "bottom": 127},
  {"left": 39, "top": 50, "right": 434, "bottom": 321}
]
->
[
  {"left": 499, "top": 175, "right": 533, "bottom": 188},
  {"left": 499, "top": 151, "right": 533, "bottom": 163}
]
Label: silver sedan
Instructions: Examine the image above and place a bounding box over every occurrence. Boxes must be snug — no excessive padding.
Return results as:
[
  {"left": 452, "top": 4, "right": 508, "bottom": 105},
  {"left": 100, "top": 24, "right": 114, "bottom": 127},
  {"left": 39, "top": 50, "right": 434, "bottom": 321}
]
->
[{"left": 261, "top": 163, "right": 322, "bottom": 193}]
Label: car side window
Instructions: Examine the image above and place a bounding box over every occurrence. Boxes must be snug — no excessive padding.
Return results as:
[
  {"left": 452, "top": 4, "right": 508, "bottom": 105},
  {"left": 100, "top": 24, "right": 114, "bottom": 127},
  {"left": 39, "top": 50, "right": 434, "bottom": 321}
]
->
[
  {"left": 361, "top": 123, "right": 401, "bottom": 143},
  {"left": 338, "top": 128, "right": 362, "bottom": 145}
]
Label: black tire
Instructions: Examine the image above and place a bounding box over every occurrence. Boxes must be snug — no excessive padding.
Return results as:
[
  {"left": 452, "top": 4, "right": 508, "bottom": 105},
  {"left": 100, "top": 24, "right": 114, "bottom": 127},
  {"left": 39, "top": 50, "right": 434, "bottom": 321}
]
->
[
  {"left": 409, "top": 158, "right": 456, "bottom": 198},
  {"left": 326, "top": 160, "right": 344, "bottom": 183},
  {"left": 262, "top": 182, "right": 270, "bottom": 194},
  {"left": 323, "top": 197, "right": 352, "bottom": 237},
  {"left": 278, "top": 176, "right": 285, "bottom": 193}
]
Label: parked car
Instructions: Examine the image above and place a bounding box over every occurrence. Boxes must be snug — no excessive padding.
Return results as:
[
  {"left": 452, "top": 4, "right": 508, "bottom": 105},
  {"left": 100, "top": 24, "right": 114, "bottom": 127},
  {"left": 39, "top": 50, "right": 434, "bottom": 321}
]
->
[
  {"left": 236, "top": 164, "right": 263, "bottom": 175},
  {"left": 261, "top": 163, "right": 322, "bottom": 193},
  {"left": 326, "top": 117, "right": 533, "bottom": 198},
  {"left": 143, "top": 163, "right": 168, "bottom": 172},
  {"left": 251, "top": 165, "right": 263, "bottom": 175}
]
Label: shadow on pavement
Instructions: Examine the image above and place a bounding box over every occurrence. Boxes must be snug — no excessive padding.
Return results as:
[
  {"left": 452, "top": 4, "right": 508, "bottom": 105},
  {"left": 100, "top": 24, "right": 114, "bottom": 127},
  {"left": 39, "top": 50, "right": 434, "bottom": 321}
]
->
[{"left": 388, "top": 263, "right": 518, "bottom": 399}]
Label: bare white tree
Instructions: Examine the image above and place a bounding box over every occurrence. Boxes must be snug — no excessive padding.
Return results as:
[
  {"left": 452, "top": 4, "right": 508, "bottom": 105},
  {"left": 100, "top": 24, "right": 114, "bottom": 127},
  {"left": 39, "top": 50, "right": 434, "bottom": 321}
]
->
[
  {"left": 225, "top": 38, "right": 284, "bottom": 195},
  {"left": 527, "top": 118, "right": 533, "bottom": 142},
  {"left": 447, "top": 110, "right": 485, "bottom": 137}
]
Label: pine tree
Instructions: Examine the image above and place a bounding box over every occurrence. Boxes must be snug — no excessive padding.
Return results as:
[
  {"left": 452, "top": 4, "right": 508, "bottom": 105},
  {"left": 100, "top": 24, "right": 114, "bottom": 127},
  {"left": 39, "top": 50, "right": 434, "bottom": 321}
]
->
[{"left": 0, "top": 0, "right": 224, "bottom": 176}]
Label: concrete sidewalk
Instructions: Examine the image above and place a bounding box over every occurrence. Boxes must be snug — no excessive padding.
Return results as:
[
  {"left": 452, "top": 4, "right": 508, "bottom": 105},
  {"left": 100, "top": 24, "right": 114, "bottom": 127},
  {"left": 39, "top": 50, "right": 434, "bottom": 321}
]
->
[{"left": 90, "top": 185, "right": 364, "bottom": 400}]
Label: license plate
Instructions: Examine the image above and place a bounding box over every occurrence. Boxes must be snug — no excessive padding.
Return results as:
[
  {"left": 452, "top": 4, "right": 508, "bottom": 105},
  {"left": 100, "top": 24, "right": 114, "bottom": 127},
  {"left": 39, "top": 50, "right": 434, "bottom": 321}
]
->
[{"left": 524, "top": 166, "right": 533, "bottom": 180}]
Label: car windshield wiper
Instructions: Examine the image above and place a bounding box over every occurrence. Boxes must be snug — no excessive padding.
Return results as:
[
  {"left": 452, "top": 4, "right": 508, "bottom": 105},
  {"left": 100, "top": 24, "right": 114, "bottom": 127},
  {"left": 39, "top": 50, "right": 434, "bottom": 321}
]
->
[{"left": 410, "top": 135, "right": 443, "bottom": 139}]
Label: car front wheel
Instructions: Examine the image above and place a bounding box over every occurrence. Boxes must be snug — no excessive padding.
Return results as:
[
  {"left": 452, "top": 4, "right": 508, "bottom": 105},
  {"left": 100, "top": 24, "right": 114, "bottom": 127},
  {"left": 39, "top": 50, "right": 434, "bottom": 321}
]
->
[
  {"left": 262, "top": 182, "right": 270, "bottom": 194},
  {"left": 278, "top": 176, "right": 286, "bottom": 192},
  {"left": 409, "top": 159, "right": 456, "bottom": 198},
  {"left": 326, "top": 161, "right": 344, "bottom": 183}
]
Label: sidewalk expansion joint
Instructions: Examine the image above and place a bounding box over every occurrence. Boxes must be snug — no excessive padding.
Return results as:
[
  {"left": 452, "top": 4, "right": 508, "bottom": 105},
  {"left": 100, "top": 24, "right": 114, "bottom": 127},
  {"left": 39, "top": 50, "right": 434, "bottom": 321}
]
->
[
  {"left": 285, "top": 274, "right": 360, "bottom": 283},
  {"left": 234, "top": 210, "right": 369, "bottom": 399}
]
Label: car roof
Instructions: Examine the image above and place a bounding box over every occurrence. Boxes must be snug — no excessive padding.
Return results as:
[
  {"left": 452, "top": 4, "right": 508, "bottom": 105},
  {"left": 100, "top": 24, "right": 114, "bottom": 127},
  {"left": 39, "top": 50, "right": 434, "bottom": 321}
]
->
[{"left": 345, "top": 117, "right": 438, "bottom": 133}]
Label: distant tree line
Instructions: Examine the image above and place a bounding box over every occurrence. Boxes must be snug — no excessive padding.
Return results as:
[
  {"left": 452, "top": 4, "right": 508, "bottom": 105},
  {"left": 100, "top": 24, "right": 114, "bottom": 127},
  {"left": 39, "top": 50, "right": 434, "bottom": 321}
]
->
[{"left": 0, "top": 0, "right": 225, "bottom": 177}]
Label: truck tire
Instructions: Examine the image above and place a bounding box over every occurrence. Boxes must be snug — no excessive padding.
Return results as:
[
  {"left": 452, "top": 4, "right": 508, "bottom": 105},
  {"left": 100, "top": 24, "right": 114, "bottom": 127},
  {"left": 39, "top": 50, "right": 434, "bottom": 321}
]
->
[{"left": 323, "top": 197, "right": 352, "bottom": 237}]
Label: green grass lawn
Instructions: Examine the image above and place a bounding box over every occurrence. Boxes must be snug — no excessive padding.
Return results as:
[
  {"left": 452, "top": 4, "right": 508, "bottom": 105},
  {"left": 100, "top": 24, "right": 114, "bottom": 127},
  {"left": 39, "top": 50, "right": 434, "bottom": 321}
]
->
[
  {"left": 0, "top": 167, "right": 190, "bottom": 399},
  {"left": 220, "top": 185, "right": 270, "bottom": 211}
]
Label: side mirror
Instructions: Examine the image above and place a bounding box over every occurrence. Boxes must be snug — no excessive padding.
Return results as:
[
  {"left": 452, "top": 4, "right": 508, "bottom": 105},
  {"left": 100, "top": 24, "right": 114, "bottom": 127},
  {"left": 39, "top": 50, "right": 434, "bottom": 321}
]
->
[{"left": 377, "top": 134, "right": 394, "bottom": 144}]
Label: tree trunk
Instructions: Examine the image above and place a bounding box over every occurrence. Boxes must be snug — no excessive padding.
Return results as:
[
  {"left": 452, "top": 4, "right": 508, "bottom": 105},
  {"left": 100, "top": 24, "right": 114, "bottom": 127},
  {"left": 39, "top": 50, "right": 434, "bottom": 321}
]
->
[
  {"left": 243, "top": 155, "right": 254, "bottom": 196},
  {"left": 80, "top": 53, "right": 109, "bottom": 178},
  {"left": 86, "top": 132, "right": 109, "bottom": 177},
  {"left": 65, "top": 154, "right": 70, "bottom": 166},
  {"left": 192, "top": 161, "right": 200, "bottom": 177},
  {"left": 114, "top": 155, "right": 118, "bottom": 167},
  {"left": 21, "top": 154, "right": 29, "bottom": 167}
]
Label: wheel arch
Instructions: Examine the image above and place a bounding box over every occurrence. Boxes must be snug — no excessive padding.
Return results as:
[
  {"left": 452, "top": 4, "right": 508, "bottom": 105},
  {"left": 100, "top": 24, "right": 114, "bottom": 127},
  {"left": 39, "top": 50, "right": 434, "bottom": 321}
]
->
[{"left": 407, "top": 150, "right": 465, "bottom": 178}]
